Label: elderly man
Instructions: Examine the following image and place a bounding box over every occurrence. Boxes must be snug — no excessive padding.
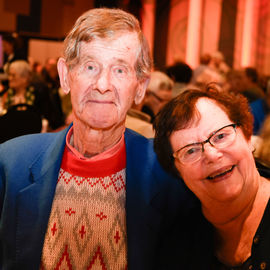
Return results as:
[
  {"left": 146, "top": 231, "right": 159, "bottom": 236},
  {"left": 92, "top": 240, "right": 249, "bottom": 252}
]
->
[{"left": 0, "top": 8, "right": 194, "bottom": 270}]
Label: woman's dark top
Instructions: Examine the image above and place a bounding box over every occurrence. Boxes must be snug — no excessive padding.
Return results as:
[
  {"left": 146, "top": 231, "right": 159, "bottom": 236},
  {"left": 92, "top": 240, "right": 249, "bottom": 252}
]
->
[
  {"left": 158, "top": 160, "right": 270, "bottom": 270},
  {"left": 212, "top": 200, "right": 270, "bottom": 270}
]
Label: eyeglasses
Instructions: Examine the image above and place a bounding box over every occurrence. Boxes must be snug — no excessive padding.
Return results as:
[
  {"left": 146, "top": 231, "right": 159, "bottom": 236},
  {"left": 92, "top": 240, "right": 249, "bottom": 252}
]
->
[
  {"left": 148, "top": 91, "right": 171, "bottom": 103},
  {"left": 173, "top": 124, "right": 238, "bottom": 164}
]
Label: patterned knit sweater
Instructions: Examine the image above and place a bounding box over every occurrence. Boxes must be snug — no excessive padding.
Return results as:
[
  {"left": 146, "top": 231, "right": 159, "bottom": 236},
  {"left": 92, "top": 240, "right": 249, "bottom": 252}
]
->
[{"left": 40, "top": 130, "right": 127, "bottom": 270}]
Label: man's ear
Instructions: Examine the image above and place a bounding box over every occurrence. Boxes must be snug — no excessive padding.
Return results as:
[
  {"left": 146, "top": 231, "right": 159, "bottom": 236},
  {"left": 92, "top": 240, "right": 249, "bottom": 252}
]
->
[
  {"left": 134, "top": 77, "right": 150, "bottom": 105},
  {"left": 57, "top": 57, "right": 70, "bottom": 94}
]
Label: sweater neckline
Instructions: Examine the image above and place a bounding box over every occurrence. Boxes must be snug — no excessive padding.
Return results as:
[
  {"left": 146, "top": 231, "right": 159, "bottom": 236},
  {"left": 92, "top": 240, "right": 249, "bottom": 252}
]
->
[{"left": 61, "top": 127, "right": 126, "bottom": 178}]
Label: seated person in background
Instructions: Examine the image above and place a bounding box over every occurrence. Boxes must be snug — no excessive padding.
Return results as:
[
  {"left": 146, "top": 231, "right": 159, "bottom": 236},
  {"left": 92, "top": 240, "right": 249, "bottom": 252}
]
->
[
  {"left": 2, "top": 33, "right": 26, "bottom": 73},
  {"left": 166, "top": 61, "right": 193, "bottom": 97},
  {"left": 191, "top": 53, "right": 211, "bottom": 85},
  {"left": 242, "top": 67, "right": 265, "bottom": 103},
  {"left": 224, "top": 69, "right": 246, "bottom": 94},
  {"left": 249, "top": 88, "right": 270, "bottom": 134},
  {"left": 142, "top": 70, "right": 173, "bottom": 123},
  {"left": 125, "top": 95, "right": 154, "bottom": 138},
  {"left": 254, "top": 114, "right": 270, "bottom": 167},
  {"left": 1, "top": 33, "right": 27, "bottom": 88},
  {"left": 1, "top": 60, "right": 34, "bottom": 112},
  {"left": 40, "top": 57, "right": 65, "bottom": 130},
  {"left": 153, "top": 84, "right": 270, "bottom": 269},
  {"left": 208, "top": 51, "right": 230, "bottom": 76},
  {"left": 0, "top": 60, "right": 52, "bottom": 132},
  {"left": 0, "top": 8, "right": 195, "bottom": 270},
  {"left": 191, "top": 53, "right": 225, "bottom": 88}
]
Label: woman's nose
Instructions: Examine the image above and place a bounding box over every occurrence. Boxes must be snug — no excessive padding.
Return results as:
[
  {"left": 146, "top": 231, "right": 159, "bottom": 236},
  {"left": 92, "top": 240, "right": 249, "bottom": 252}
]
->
[{"left": 202, "top": 143, "right": 223, "bottom": 162}]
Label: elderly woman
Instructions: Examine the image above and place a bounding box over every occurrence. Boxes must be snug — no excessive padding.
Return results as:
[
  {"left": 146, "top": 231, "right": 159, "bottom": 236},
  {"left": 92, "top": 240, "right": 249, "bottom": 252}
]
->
[
  {"left": 0, "top": 60, "right": 54, "bottom": 131},
  {"left": 1, "top": 60, "right": 34, "bottom": 114},
  {"left": 154, "top": 84, "right": 270, "bottom": 269}
]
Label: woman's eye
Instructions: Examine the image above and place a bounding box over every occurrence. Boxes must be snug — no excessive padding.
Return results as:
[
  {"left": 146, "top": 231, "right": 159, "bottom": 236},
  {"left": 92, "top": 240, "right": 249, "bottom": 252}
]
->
[
  {"left": 186, "top": 147, "right": 199, "bottom": 155},
  {"left": 213, "top": 133, "right": 227, "bottom": 143}
]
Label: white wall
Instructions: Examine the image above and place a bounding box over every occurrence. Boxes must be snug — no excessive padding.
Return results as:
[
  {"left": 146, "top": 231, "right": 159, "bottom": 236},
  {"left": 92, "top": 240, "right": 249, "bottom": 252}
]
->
[{"left": 28, "top": 39, "right": 63, "bottom": 65}]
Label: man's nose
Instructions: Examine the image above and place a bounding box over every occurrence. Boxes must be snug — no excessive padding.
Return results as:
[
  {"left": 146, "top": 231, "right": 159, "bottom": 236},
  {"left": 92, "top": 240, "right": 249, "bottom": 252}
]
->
[{"left": 95, "top": 69, "right": 112, "bottom": 93}]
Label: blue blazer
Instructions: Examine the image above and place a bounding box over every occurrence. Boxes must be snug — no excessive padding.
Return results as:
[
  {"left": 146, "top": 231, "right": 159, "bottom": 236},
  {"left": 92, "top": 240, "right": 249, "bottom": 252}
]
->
[{"left": 0, "top": 127, "right": 195, "bottom": 270}]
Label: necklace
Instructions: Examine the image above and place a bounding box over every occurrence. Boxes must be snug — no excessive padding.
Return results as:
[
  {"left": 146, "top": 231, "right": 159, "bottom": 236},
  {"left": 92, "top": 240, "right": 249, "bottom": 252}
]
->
[{"left": 4, "top": 86, "right": 35, "bottom": 109}]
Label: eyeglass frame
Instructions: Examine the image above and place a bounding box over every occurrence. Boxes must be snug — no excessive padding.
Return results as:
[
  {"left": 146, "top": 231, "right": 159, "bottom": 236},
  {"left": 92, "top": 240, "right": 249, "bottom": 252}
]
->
[
  {"left": 172, "top": 123, "right": 238, "bottom": 164},
  {"left": 148, "top": 90, "right": 171, "bottom": 103}
]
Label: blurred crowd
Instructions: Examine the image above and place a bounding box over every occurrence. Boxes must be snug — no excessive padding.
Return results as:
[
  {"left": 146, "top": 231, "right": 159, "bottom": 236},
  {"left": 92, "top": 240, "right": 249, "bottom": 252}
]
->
[
  {"left": 1, "top": 32, "right": 270, "bottom": 167},
  {"left": 0, "top": 33, "right": 71, "bottom": 139},
  {"left": 126, "top": 50, "right": 270, "bottom": 171}
]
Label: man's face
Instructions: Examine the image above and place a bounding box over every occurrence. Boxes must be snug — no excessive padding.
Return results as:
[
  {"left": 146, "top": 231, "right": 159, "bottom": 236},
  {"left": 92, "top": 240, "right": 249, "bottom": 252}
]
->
[{"left": 63, "top": 32, "right": 146, "bottom": 130}]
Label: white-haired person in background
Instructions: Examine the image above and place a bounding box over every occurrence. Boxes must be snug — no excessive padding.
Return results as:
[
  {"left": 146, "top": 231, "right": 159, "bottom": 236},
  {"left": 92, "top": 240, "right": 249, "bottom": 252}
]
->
[{"left": 142, "top": 70, "right": 174, "bottom": 123}]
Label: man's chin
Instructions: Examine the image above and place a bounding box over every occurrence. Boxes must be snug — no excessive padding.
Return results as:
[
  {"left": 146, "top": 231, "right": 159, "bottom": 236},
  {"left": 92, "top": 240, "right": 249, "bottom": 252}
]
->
[{"left": 87, "top": 118, "right": 119, "bottom": 130}]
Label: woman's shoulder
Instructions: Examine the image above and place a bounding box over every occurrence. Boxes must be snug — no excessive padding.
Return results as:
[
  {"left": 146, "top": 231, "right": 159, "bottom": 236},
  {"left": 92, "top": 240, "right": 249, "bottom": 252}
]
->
[{"left": 256, "top": 158, "right": 270, "bottom": 178}]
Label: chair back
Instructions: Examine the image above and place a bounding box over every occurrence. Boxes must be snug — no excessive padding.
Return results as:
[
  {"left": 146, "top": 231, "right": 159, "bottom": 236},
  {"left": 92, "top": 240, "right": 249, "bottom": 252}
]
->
[{"left": 0, "top": 103, "right": 42, "bottom": 143}]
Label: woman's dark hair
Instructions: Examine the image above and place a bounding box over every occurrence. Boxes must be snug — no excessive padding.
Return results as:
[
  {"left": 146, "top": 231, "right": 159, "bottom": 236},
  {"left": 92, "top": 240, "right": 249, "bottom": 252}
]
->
[{"left": 153, "top": 83, "right": 254, "bottom": 177}]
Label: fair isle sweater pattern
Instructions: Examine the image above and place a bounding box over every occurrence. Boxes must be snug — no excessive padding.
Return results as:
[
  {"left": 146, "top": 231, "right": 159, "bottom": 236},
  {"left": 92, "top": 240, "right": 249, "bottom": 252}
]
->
[{"left": 40, "top": 144, "right": 127, "bottom": 270}]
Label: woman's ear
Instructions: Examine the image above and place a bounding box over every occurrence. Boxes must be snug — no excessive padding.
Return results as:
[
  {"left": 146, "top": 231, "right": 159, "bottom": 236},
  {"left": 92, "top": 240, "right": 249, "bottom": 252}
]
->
[
  {"left": 248, "top": 136, "right": 255, "bottom": 153},
  {"left": 134, "top": 77, "right": 150, "bottom": 105},
  {"left": 57, "top": 57, "right": 70, "bottom": 94}
]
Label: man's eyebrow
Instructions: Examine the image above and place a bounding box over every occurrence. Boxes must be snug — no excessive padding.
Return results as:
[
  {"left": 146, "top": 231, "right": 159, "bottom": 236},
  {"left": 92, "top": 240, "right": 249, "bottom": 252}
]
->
[
  {"left": 78, "top": 55, "right": 132, "bottom": 71},
  {"left": 113, "top": 59, "right": 134, "bottom": 70},
  {"left": 80, "top": 55, "right": 95, "bottom": 62},
  {"left": 114, "top": 58, "right": 128, "bottom": 64}
]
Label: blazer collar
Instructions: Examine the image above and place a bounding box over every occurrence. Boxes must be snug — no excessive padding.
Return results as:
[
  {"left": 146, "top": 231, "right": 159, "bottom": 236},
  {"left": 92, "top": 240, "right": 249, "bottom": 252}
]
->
[
  {"left": 16, "top": 127, "right": 69, "bottom": 268},
  {"left": 124, "top": 129, "right": 164, "bottom": 270}
]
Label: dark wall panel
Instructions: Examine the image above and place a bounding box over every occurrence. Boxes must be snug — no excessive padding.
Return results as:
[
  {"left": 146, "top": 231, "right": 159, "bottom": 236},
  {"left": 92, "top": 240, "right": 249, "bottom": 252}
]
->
[
  {"left": 153, "top": 0, "right": 171, "bottom": 70},
  {"left": 218, "top": 0, "right": 238, "bottom": 67},
  {"left": 16, "top": 0, "right": 42, "bottom": 33},
  {"left": 4, "top": 0, "right": 30, "bottom": 15}
]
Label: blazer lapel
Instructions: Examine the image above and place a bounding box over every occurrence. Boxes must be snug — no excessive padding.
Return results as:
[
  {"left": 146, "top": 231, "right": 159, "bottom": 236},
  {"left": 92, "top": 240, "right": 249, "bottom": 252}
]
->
[
  {"left": 125, "top": 130, "right": 163, "bottom": 270},
  {"left": 15, "top": 129, "right": 67, "bottom": 269}
]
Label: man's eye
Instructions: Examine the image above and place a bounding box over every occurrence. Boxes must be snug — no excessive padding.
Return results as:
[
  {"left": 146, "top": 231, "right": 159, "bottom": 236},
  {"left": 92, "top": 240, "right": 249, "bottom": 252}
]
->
[
  {"left": 87, "top": 65, "right": 94, "bottom": 70},
  {"left": 114, "top": 66, "right": 128, "bottom": 76}
]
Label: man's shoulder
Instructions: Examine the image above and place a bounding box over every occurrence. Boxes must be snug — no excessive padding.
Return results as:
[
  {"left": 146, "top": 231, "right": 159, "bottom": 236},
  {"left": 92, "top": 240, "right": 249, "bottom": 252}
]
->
[
  {"left": 124, "top": 128, "right": 155, "bottom": 154},
  {"left": 0, "top": 128, "right": 67, "bottom": 160},
  {"left": 125, "top": 128, "right": 152, "bottom": 143}
]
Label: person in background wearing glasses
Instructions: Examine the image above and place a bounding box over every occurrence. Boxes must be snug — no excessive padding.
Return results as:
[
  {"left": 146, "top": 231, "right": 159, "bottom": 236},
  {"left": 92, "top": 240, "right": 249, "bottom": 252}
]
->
[
  {"left": 153, "top": 84, "right": 270, "bottom": 269},
  {"left": 142, "top": 70, "right": 173, "bottom": 123}
]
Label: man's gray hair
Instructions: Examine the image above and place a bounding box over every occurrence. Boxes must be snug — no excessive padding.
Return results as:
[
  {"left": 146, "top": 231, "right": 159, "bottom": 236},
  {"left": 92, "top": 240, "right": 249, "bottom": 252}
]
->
[{"left": 63, "top": 8, "right": 152, "bottom": 80}]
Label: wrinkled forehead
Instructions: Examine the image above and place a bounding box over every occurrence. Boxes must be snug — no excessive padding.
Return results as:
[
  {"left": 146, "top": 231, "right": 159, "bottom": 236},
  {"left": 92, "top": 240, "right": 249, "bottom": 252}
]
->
[
  {"left": 77, "top": 32, "right": 140, "bottom": 63},
  {"left": 70, "top": 31, "right": 140, "bottom": 64}
]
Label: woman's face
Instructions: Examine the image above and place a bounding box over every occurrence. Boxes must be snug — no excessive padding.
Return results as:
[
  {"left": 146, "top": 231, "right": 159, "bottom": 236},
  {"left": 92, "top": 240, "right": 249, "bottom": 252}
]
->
[
  {"left": 170, "top": 98, "right": 255, "bottom": 205},
  {"left": 8, "top": 66, "right": 28, "bottom": 90}
]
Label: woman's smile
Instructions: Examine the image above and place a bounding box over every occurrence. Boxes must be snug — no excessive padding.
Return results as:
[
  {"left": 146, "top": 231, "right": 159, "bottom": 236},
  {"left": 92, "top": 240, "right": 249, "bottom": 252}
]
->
[{"left": 206, "top": 165, "right": 236, "bottom": 181}]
